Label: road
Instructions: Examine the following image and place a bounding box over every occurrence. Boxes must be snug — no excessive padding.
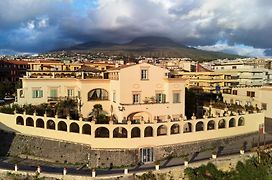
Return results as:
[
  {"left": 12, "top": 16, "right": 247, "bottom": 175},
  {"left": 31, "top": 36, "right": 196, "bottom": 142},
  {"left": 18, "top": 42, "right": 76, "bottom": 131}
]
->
[{"left": 0, "top": 133, "right": 271, "bottom": 178}]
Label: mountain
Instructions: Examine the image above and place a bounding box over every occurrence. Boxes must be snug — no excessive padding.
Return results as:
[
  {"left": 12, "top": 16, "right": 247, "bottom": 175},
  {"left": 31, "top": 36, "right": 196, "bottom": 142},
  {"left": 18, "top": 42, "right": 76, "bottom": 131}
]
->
[{"left": 54, "top": 36, "right": 243, "bottom": 61}]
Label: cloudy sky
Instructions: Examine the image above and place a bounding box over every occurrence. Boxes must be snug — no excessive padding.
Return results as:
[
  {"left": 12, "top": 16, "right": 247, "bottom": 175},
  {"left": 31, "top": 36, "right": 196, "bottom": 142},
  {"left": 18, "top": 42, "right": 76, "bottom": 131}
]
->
[{"left": 0, "top": 0, "right": 272, "bottom": 56}]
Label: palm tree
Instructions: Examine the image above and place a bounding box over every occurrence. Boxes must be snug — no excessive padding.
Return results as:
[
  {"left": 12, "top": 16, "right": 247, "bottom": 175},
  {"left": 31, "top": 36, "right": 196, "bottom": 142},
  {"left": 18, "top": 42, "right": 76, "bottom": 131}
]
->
[
  {"left": 89, "top": 104, "right": 109, "bottom": 123},
  {"left": 57, "top": 99, "right": 77, "bottom": 118}
]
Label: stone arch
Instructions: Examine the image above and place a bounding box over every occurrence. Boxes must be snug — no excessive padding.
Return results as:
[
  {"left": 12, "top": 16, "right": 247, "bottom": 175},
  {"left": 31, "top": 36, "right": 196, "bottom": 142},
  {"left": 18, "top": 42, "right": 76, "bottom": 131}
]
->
[
  {"left": 196, "top": 121, "right": 204, "bottom": 131},
  {"left": 144, "top": 126, "right": 153, "bottom": 137},
  {"left": 218, "top": 119, "right": 226, "bottom": 129},
  {"left": 26, "top": 117, "right": 34, "bottom": 127},
  {"left": 157, "top": 125, "right": 167, "bottom": 136},
  {"left": 88, "top": 88, "right": 109, "bottom": 101},
  {"left": 207, "top": 120, "right": 215, "bottom": 130},
  {"left": 16, "top": 116, "right": 24, "bottom": 125},
  {"left": 113, "top": 127, "right": 127, "bottom": 138},
  {"left": 183, "top": 122, "right": 192, "bottom": 133},
  {"left": 229, "top": 118, "right": 236, "bottom": 128},
  {"left": 70, "top": 122, "right": 79, "bottom": 133},
  {"left": 170, "top": 124, "right": 180, "bottom": 135},
  {"left": 238, "top": 117, "right": 245, "bottom": 126},
  {"left": 127, "top": 111, "right": 152, "bottom": 123},
  {"left": 46, "top": 120, "right": 55, "bottom": 130},
  {"left": 82, "top": 124, "right": 91, "bottom": 135},
  {"left": 131, "top": 127, "right": 141, "bottom": 138},
  {"left": 58, "top": 121, "right": 67, "bottom": 131},
  {"left": 95, "top": 127, "right": 109, "bottom": 138},
  {"left": 36, "top": 118, "right": 44, "bottom": 128}
]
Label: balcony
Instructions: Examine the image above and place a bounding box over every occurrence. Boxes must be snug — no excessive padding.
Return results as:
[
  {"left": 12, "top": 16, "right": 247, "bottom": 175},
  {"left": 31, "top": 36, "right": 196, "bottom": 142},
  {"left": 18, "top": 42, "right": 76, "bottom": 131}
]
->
[
  {"left": 47, "top": 96, "right": 79, "bottom": 103},
  {"left": 25, "top": 71, "right": 105, "bottom": 80}
]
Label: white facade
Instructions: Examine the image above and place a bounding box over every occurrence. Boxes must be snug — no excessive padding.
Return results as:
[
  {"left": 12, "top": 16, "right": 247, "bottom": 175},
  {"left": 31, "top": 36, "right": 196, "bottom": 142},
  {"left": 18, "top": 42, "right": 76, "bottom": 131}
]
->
[
  {"left": 222, "top": 85, "right": 272, "bottom": 118},
  {"left": 17, "top": 63, "right": 185, "bottom": 123}
]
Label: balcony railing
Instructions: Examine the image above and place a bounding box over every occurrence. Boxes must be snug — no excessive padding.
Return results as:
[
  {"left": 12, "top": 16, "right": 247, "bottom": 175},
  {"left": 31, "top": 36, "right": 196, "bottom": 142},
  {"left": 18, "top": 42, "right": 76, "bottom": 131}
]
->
[{"left": 47, "top": 96, "right": 79, "bottom": 102}]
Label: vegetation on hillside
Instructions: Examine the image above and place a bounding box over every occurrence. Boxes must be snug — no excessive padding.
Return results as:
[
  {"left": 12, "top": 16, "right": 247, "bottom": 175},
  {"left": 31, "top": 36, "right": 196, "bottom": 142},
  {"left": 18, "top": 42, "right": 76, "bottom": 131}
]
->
[{"left": 184, "top": 150, "right": 272, "bottom": 180}]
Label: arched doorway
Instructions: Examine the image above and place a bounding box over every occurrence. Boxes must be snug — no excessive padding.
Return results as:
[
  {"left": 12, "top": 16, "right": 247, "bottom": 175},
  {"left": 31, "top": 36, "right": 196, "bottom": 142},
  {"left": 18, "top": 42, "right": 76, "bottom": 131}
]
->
[
  {"left": 183, "top": 122, "right": 192, "bottom": 133},
  {"left": 95, "top": 127, "right": 109, "bottom": 138},
  {"left": 113, "top": 127, "right": 127, "bottom": 138},
  {"left": 170, "top": 124, "right": 180, "bottom": 135},
  {"left": 195, "top": 121, "right": 204, "bottom": 131},
  {"left": 207, "top": 120, "right": 215, "bottom": 130},
  {"left": 144, "top": 126, "right": 153, "bottom": 137},
  {"left": 229, "top": 118, "right": 236, "bottom": 128},
  {"left": 82, "top": 124, "right": 91, "bottom": 135},
  {"left": 47, "top": 120, "right": 55, "bottom": 130},
  {"left": 58, "top": 121, "right": 67, "bottom": 131},
  {"left": 157, "top": 125, "right": 167, "bottom": 136},
  {"left": 16, "top": 116, "right": 24, "bottom": 125},
  {"left": 131, "top": 127, "right": 141, "bottom": 138},
  {"left": 218, "top": 119, "right": 226, "bottom": 129},
  {"left": 26, "top": 117, "right": 34, "bottom": 127},
  {"left": 127, "top": 111, "right": 152, "bottom": 123},
  {"left": 36, "top": 118, "right": 44, "bottom": 128},
  {"left": 70, "top": 123, "right": 79, "bottom": 133},
  {"left": 238, "top": 117, "right": 245, "bottom": 126}
]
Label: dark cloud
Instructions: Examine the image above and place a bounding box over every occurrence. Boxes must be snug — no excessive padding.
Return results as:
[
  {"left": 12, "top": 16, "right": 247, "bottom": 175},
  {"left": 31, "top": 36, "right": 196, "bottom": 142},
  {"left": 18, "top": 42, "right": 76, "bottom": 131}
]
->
[{"left": 0, "top": 0, "right": 272, "bottom": 56}]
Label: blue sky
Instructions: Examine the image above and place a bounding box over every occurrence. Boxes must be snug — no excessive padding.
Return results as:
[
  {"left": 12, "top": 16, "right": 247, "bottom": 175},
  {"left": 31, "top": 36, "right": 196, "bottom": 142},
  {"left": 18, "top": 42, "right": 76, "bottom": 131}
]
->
[{"left": 0, "top": 0, "right": 272, "bottom": 56}]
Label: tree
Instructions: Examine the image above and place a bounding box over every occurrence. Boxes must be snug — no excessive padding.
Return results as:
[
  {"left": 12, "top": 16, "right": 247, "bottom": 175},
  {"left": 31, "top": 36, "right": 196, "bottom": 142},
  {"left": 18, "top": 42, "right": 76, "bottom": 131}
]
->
[
  {"left": 89, "top": 104, "right": 109, "bottom": 124},
  {"left": 56, "top": 99, "right": 77, "bottom": 118}
]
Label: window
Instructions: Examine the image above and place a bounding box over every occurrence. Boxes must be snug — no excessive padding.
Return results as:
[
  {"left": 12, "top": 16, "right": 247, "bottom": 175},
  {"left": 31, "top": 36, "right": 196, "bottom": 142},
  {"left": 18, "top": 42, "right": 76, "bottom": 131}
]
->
[
  {"left": 32, "top": 90, "right": 43, "bottom": 98},
  {"left": 88, "top": 89, "right": 108, "bottom": 101},
  {"left": 113, "top": 90, "right": 116, "bottom": 102},
  {"left": 141, "top": 69, "right": 148, "bottom": 80},
  {"left": 78, "top": 91, "right": 81, "bottom": 98},
  {"left": 50, "top": 89, "right": 58, "bottom": 97},
  {"left": 19, "top": 90, "right": 24, "bottom": 98},
  {"left": 246, "top": 91, "right": 255, "bottom": 97},
  {"left": 67, "top": 89, "right": 74, "bottom": 97},
  {"left": 262, "top": 103, "right": 267, "bottom": 110},
  {"left": 133, "top": 94, "right": 140, "bottom": 104},
  {"left": 173, "top": 93, "right": 180, "bottom": 103},
  {"left": 232, "top": 66, "right": 237, "bottom": 69},
  {"left": 232, "top": 90, "right": 237, "bottom": 95},
  {"left": 156, "top": 93, "right": 166, "bottom": 103}
]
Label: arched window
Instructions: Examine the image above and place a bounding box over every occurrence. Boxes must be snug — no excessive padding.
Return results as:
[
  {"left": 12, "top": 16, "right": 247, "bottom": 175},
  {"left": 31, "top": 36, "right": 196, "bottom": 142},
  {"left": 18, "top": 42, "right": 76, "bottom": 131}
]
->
[
  {"left": 26, "top": 117, "right": 34, "bottom": 127},
  {"left": 47, "top": 120, "right": 55, "bottom": 130},
  {"left": 58, "top": 121, "right": 67, "bottom": 131},
  {"left": 183, "top": 122, "right": 192, "bottom": 133},
  {"left": 95, "top": 127, "right": 109, "bottom": 138},
  {"left": 207, "top": 120, "right": 215, "bottom": 130},
  {"left": 113, "top": 127, "right": 127, "bottom": 138},
  {"left": 218, "top": 119, "right": 226, "bottom": 129},
  {"left": 196, "top": 121, "right": 204, "bottom": 131},
  {"left": 88, "top": 89, "right": 109, "bottom": 101},
  {"left": 157, "top": 125, "right": 167, "bottom": 136},
  {"left": 238, "top": 117, "right": 245, "bottom": 126},
  {"left": 171, "top": 124, "right": 180, "bottom": 135},
  {"left": 16, "top": 116, "right": 24, "bottom": 125},
  {"left": 229, "top": 118, "right": 236, "bottom": 128},
  {"left": 70, "top": 123, "right": 79, "bottom": 133},
  {"left": 144, "top": 126, "right": 153, "bottom": 137},
  {"left": 82, "top": 124, "right": 91, "bottom": 135},
  {"left": 131, "top": 127, "right": 141, "bottom": 138},
  {"left": 36, "top": 118, "right": 44, "bottom": 128}
]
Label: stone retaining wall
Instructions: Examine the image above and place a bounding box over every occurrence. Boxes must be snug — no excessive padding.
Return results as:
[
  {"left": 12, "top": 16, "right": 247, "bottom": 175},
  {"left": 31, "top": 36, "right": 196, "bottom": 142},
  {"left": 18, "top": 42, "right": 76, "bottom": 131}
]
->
[{"left": 0, "top": 130, "right": 258, "bottom": 168}]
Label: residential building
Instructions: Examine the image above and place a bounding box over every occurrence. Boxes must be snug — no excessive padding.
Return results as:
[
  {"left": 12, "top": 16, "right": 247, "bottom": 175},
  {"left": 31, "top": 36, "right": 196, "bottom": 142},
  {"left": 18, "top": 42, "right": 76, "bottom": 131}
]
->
[{"left": 17, "top": 63, "right": 186, "bottom": 122}]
